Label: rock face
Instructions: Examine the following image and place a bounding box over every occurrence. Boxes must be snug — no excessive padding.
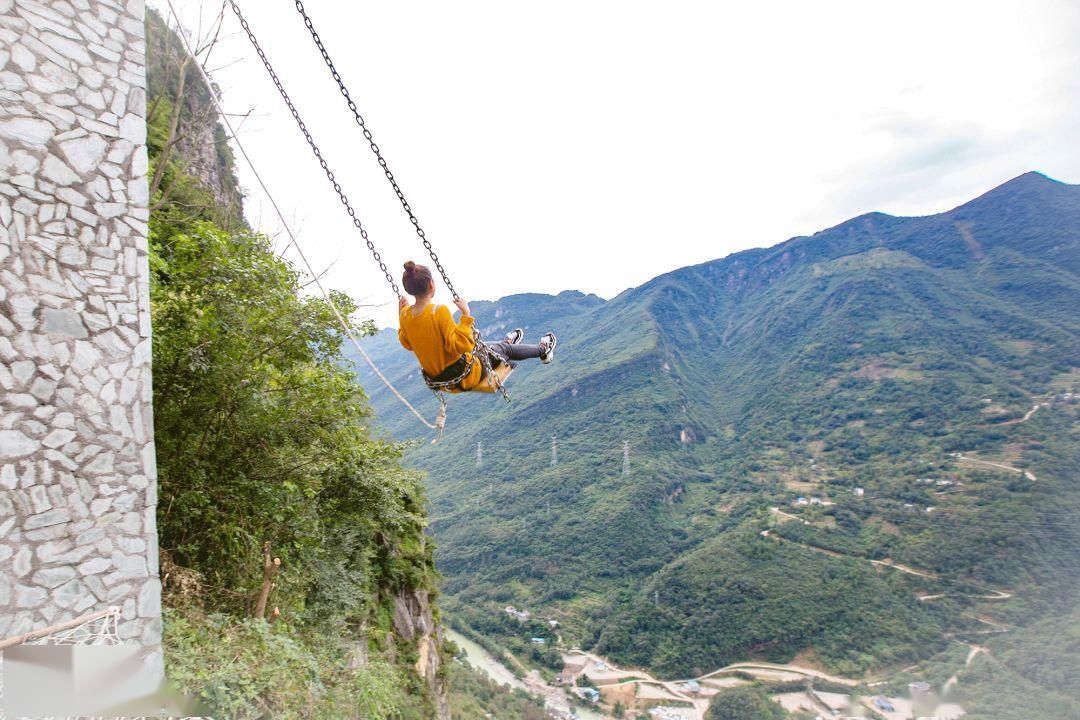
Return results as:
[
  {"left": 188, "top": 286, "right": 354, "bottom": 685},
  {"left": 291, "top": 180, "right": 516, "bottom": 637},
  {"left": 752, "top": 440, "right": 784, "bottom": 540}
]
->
[
  {"left": 0, "top": 0, "right": 159, "bottom": 669},
  {"left": 393, "top": 588, "right": 451, "bottom": 720},
  {"left": 176, "top": 120, "right": 237, "bottom": 213}
]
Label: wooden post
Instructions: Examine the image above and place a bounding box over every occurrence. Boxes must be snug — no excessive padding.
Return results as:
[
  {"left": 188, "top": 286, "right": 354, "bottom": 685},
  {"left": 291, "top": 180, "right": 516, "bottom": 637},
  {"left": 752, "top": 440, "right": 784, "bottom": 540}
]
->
[{"left": 254, "top": 541, "right": 280, "bottom": 620}]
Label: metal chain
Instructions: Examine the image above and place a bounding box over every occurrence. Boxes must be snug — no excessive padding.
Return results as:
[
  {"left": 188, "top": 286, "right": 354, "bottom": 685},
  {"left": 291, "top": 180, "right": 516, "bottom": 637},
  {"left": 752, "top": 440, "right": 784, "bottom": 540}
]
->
[
  {"left": 293, "top": 0, "right": 459, "bottom": 301},
  {"left": 422, "top": 331, "right": 511, "bottom": 403},
  {"left": 226, "top": 1, "right": 402, "bottom": 298}
]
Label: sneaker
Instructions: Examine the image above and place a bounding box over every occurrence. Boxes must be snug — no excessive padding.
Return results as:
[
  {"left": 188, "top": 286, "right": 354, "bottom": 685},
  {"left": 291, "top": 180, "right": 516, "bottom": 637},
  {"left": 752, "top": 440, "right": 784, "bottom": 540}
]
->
[
  {"left": 505, "top": 328, "right": 524, "bottom": 344},
  {"left": 539, "top": 332, "right": 557, "bottom": 364}
]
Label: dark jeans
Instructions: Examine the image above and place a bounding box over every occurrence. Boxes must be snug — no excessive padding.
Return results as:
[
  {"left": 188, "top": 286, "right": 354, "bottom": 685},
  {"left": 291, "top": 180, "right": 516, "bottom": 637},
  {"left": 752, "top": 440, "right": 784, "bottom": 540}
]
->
[{"left": 486, "top": 341, "right": 543, "bottom": 367}]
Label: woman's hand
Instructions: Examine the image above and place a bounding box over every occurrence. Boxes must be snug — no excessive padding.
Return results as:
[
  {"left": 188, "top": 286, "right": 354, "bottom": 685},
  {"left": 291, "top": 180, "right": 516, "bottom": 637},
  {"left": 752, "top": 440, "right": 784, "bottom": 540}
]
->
[
  {"left": 398, "top": 297, "right": 409, "bottom": 311},
  {"left": 453, "top": 296, "right": 471, "bottom": 317}
]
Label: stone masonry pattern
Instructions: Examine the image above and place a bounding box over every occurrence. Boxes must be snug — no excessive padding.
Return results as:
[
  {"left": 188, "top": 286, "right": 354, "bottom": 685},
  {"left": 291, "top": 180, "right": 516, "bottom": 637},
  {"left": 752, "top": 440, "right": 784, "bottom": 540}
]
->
[{"left": 0, "top": 0, "right": 160, "bottom": 654}]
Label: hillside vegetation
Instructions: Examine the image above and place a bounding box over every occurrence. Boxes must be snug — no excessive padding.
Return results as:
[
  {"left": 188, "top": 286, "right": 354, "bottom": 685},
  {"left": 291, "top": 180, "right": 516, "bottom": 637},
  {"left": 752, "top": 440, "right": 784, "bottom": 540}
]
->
[
  {"left": 146, "top": 10, "right": 451, "bottom": 717},
  {"left": 354, "top": 172, "right": 1079, "bottom": 717}
]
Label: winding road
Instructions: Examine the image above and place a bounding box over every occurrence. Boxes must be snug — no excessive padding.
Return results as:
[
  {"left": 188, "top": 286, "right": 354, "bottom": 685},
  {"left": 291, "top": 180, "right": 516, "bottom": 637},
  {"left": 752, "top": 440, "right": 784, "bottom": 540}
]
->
[
  {"left": 562, "top": 649, "right": 869, "bottom": 720},
  {"left": 999, "top": 402, "right": 1043, "bottom": 426},
  {"left": 943, "top": 644, "right": 986, "bottom": 694},
  {"left": 955, "top": 453, "right": 1037, "bottom": 481},
  {"left": 762, "top": 530, "right": 1013, "bottom": 605}
]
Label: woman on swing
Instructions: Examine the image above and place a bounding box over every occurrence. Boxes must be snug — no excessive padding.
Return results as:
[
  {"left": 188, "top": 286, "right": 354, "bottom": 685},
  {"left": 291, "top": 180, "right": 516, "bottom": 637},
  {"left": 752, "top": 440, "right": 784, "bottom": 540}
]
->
[{"left": 398, "top": 261, "right": 557, "bottom": 392}]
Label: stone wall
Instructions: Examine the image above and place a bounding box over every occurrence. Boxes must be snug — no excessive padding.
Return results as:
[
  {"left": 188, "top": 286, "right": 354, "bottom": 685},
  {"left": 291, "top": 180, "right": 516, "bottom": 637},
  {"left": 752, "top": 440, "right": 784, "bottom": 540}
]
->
[{"left": 0, "top": 0, "right": 159, "bottom": 659}]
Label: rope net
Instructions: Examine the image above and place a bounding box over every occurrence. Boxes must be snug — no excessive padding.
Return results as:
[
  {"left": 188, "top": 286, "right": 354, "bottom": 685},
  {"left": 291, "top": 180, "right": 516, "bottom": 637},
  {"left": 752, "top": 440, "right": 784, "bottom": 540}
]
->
[
  {"left": 23, "top": 608, "right": 122, "bottom": 647},
  {"left": 0, "top": 608, "right": 201, "bottom": 720}
]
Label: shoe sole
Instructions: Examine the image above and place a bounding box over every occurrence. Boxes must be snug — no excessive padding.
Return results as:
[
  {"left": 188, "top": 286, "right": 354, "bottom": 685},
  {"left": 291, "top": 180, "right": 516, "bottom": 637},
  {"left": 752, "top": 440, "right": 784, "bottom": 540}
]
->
[{"left": 540, "top": 334, "right": 557, "bottom": 364}]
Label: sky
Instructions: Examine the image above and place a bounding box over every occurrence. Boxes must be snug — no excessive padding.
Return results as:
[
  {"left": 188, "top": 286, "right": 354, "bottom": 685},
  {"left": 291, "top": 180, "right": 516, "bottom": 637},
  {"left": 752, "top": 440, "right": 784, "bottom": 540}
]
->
[{"left": 153, "top": 0, "right": 1080, "bottom": 327}]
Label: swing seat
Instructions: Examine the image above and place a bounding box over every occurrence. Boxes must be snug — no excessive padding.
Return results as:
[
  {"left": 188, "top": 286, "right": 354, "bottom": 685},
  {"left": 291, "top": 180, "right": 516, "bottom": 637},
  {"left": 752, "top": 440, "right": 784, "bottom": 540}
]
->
[
  {"left": 473, "top": 361, "right": 514, "bottom": 393},
  {"left": 443, "top": 357, "right": 513, "bottom": 394}
]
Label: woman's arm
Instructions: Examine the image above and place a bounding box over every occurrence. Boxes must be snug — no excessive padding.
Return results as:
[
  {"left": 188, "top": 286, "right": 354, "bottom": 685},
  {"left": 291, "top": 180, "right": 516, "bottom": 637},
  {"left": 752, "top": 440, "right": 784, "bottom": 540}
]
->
[
  {"left": 397, "top": 304, "right": 413, "bottom": 351},
  {"left": 454, "top": 296, "right": 471, "bottom": 318},
  {"left": 436, "top": 305, "right": 475, "bottom": 355}
]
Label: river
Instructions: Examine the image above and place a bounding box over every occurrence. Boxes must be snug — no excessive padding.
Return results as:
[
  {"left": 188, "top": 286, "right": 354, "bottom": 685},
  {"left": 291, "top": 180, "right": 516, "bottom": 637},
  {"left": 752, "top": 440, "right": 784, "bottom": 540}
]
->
[
  {"left": 445, "top": 628, "right": 608, "bottom": 720},
  {"left": 445, "top": 627, "right": 526, "bottom": 691}
]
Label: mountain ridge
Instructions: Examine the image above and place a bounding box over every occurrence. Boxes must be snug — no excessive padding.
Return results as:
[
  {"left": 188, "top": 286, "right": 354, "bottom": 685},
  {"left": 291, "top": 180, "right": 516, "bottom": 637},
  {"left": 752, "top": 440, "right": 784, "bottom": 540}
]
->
[
  {"left": 368, "top": 171, "right": 1072, "bottom": 340},
  {"left": 347, "top": 170, "right": 1078, "bottom": 717}
]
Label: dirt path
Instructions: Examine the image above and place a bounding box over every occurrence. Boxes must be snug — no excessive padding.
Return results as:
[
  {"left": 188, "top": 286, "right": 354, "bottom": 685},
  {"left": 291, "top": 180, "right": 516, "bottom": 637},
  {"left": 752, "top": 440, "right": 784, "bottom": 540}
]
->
[
  {"left": 964, "top": 614, "right": 1010, "bottom": 633},
  {"left": 955, "top": 453, "right": 1037, "bottom": 481},
  {"left": 765, "top": 530, "right": 937, "bottom": 579},
  {"left": 701, "top": 661, "right": 863, "bottom": 687},
  {"left": 769, "top": 506, "right": 807, "bottom": 524},
  {"left": 919, "top": 586, "right": 1012, "bottom": 601},
  {"left": 943, "top": 644, "right": 986, "bottom": 694},
  {"left": 764, "top": 531, "right": 1013, "bottom": 602},
  {"left": 869, "top": 558, "right": 939, "bottom": 579},
  {"left": 561, "top": 647, "right": 868, "bottom": 720},
  {"left": 567, "top": 649, "right": 865, "bottom": 690},
  {"left": 998, "top": 403, "right": 1043, "bottom": 426}
]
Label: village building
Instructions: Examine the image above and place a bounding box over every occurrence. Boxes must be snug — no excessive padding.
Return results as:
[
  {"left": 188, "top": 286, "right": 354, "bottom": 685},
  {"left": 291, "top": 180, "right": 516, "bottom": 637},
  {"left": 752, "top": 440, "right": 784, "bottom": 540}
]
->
[
  {"left": 909, "top": 680, "right": 932, "bottom": 697},
  {"left": 504, "top": 605, "right": 531, "bottom": 622}
]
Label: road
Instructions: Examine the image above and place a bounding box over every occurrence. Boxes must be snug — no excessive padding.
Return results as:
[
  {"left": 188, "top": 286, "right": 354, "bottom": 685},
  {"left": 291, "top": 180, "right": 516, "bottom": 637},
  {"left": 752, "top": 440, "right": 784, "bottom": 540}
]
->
[
  {"left": 943, "top": 644, "right": 986, "bottom": 694},
  {"left": 768, "top": 506, "right": 807, "bottom": 524},
  {"left": 700, "top": 661, "right": 862, "bottom": 687},
  {"left": 918, "top": 585, "right": 1012, "bottom": 601},
  {"left": 764, "top": 529, "right": 935, "bottom": 579},
  {"left": 448, "top": 628, "right": 613, "bottom": 719},
  {"left": 563, "top": 648, "right": 869, "bottom": 720},
  {"left": 999, "top": 402, "right": 1043, "bottom": 426},
  {"left": 763, "top": 530, "right": 1013, "bottom": 603},
  {"left": 955, "top": 453, "right": 1037, "bottom": 481},
  {"left": 869, "top": 557, "right": 938, "bottom": 579}
]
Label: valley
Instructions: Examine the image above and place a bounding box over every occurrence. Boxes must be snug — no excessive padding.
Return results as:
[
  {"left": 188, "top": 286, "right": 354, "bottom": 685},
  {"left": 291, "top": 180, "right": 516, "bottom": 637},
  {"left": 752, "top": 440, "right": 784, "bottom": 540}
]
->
[
  {"left": 352, "top": 172, "right": 1080, "bottom": 719},
  {"left": 450, "top": 626, "right": 980, "bottom": 720}
]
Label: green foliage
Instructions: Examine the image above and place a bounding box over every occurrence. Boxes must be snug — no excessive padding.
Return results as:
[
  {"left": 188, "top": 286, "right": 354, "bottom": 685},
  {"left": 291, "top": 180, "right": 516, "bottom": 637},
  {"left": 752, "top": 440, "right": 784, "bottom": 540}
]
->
[
  {"left": 164, "top": 608, "right": 418, "bottom": 719},
  {"left": 445, "top": 662, "right": 547, "bottom": 720},
  {"left": 146, "top": 13, "right": 452, "bottom": 718},
  {"left": 349, "top": 172, "right": 1080, "bottom": 714},
  {"left": 145, "top": 8, "right": 243, "bottom": 227},
  {"left": 956, "top": 603, "right": 1080, "bottom": 720},
  {"left": 150, "top": 218, "right": 425, "bottom": 620},
  {"left": 447, "top": 607, "right": 563, "bottom": 672},
  {"left": 706, "top": 684, "right": 787, "bottom": 720},
  {"left": 593, "top": 530, "right": 947, "bottom": 677}
]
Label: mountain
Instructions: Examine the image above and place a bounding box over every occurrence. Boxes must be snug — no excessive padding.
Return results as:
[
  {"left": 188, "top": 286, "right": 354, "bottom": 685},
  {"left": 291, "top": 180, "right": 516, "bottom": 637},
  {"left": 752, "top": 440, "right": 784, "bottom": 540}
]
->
[
  {"left": 144, "top": 10, "right": 453, "bottom": 717},
  {"left": 349, "top": 172, "right": 1080, "bottom": 716}
]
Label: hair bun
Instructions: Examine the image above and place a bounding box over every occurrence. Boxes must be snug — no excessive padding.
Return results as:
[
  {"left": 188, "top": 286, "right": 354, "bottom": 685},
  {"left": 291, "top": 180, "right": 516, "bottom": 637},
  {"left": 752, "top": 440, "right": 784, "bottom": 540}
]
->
[{"left": 404, "top": 261, "right": 416, "bottom": 271}]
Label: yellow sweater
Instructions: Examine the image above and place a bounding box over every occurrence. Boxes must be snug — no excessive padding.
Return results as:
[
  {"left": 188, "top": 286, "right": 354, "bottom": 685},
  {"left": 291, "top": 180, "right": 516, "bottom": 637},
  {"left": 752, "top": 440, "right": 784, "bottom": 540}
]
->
[{"left": 398, "top": 304, "right": 482, "bottom": 391}]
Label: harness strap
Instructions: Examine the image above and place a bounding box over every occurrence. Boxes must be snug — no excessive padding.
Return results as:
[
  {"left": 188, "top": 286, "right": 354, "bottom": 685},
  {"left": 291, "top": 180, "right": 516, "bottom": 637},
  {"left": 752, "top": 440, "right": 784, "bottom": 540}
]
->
[{"left": 421, "top": 329, "right": 511, "bottom": 403}]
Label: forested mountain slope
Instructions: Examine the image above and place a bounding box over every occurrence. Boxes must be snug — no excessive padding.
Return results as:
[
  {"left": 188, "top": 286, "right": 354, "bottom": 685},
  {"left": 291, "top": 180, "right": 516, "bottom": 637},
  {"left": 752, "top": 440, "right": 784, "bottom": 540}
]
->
[
  {"left": 145, "top": 10, "right": 459, "bottom": 717},
  {"left": 353, "top": 172, "right": 1079, "bottom": 714}
]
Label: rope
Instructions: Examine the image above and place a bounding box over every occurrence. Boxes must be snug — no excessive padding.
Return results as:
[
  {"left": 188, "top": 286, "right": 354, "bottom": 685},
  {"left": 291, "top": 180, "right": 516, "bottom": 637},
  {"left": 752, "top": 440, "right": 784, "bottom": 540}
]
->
[{"left": 164, "top": 0, "right": 440, "bottom": 432}]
